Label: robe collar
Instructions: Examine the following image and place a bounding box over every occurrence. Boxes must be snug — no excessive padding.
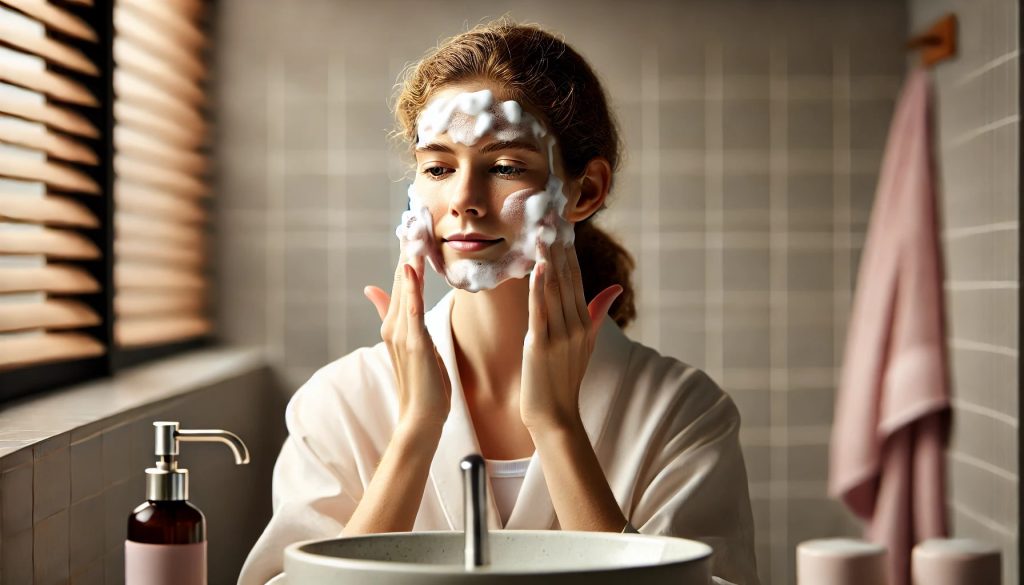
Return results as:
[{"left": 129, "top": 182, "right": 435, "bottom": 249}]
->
[{"left": 423, "top": 289, "right": 633, "bottom": 531}]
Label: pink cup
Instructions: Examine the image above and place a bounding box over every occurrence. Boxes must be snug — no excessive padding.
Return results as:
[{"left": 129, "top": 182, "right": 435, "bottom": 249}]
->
[
  {"left": 912, "top": 538, "right": 1001, "bottom": 585},
  {"left": 797, "top": 538, "right": 888, "bottom": 585}
]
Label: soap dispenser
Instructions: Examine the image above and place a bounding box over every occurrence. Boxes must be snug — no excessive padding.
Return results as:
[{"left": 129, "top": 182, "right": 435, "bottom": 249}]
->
[{"left": 125, "top": 421, "right": 250, "bottom": 585}]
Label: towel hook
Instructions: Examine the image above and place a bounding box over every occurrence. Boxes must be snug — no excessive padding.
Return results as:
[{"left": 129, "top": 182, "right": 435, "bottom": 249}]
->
[{"left": 907, "top": 13, "right": 957, "bottom": 68}]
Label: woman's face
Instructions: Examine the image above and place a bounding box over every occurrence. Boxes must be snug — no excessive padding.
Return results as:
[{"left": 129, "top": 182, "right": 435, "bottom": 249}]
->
[{"left": 405, "top": 80, "right": 576, "bottom": 292}]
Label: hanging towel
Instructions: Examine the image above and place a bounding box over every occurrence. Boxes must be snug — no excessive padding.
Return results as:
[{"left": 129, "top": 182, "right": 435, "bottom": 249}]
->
[{"left": 828, "top": 68, "right": 951, "bottom": 585}]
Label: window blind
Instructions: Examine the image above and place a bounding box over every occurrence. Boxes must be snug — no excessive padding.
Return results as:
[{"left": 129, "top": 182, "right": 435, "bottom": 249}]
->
[
  {"left": 112, "top": 0, "right": 210, "bottom": 348},
  {"left": 0, "top": 1, "right": 105, "bottom": 371}
]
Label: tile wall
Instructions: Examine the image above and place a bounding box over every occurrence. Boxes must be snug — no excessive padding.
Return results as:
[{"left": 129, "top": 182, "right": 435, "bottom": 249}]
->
[{"left": 909, "top": 0, "right": 1019, "bottom": 581}]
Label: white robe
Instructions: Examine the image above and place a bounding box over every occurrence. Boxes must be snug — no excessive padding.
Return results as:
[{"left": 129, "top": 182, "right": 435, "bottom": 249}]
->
[{"left": 238, "top": 291, "right": 760, "bottom": 585}]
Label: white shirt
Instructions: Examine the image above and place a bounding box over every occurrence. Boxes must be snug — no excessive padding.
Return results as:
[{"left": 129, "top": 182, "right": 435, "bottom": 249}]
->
[
  {"left": 485, "top": 456, "right": 532, "bottom": 526},
  {"left": 238, "top": 290, "right": 759, "bottom": 585}
]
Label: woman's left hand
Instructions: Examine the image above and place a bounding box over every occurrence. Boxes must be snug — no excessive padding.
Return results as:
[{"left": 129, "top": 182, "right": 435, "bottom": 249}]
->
[{"left": 520, "top": 239, "right": 623, "bottom": 432}]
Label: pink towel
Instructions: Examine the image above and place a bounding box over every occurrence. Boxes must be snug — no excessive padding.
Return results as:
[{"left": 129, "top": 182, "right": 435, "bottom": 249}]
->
[{"left": 829, "top": 68, "right": 951, "bottom": 585}]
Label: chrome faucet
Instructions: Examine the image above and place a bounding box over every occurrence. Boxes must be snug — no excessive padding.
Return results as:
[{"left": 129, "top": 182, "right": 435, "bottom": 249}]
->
[{"left": 460, "top": 454, "right": 490, "bottom": 570}]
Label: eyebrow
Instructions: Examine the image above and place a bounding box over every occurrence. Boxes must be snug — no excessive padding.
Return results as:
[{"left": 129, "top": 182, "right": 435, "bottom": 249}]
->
[{"left": 414, "top": 140, "right": 541, "bottom": 155}]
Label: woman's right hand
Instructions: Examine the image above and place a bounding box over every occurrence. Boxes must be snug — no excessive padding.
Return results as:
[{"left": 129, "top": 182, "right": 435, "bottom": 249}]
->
[{"left": 364, "top": 251, "right": 452, "bottom": 431}]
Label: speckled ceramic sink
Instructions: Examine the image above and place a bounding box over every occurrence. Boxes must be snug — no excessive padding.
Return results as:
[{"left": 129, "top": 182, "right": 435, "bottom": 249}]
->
[
  {"left": 280, "top": 530, "right": 712, "bottom": 584},
  {"left": 276, "top": 455, "right": 712, "bottom": 584}
]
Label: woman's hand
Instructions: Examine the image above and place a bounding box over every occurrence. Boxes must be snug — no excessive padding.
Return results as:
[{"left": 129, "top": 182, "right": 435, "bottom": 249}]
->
[
  {"left": 364, "top": 250, "right": 452, "bottom": 431},
  {"left": 520, "top": 240, "right": 623, "bottom": 431}
]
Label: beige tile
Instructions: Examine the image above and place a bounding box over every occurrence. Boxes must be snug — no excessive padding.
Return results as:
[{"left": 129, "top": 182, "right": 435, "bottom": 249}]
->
[
  {"left": 71, "top": 434, "right": 103, "bottom": 504},
  {"left": 101, "top": 425, "right": 133, "bottom": 487},
  {"left": 722, "top": 100, "right": 770, "bottom": 149},
  {"left": 33, "top": 447, "right": 69, "bottom": 525},
  {"left": 70, "top": 558, "right": 104, "bottom": 585},
  {"left": 70, "top": 494, "right": 105, "bottom": 572},
  {"left": 104, "top": 545, "right": 125, "bottom": 585},
  {"left": 34, "top": 508, "right": 69, "bottom": 585},
  {"left": 788, "top": 99, "right": 834, "bottom": 150},
  {"left": 2, "top": 527, "right": 31, "bottom": 583},
  {"left": 658, "top": 100, "right": 705, "bottom": 150},
  {"left": 723, "top": 248, "right": 770, "bottom": 292}
]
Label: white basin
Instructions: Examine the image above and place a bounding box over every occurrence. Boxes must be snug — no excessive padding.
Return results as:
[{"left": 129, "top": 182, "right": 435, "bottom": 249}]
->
[{"left": 280, "top": 529, "right": 713, "bottom": 584}]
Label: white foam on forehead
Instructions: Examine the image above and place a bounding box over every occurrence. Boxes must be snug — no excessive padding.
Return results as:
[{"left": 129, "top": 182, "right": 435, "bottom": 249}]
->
[{"left": 416, "top": 89, "right": 546, "bottom": 148}]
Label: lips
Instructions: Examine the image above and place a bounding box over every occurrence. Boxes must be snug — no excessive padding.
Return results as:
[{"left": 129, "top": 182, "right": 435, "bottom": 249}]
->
[{"left": 443, "top": 232, "right": 503, "bottom": 252}]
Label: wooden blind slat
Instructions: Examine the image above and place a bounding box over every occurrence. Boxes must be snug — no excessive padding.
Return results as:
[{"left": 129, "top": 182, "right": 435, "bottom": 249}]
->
[
  {"left": 0, "top": 152, "right": 100, "bottom": 193},
  {"left": 115, "top": 212, "right": 203, "bottom": 248},
  {"left": 0, "top": 23, "right": 99, "bottom": 75},
  {"left": 0, "top": 63, "right": 99, "bottom": 107},
  {"left": 115, "top": 237, "right": 203, "bottom": 268},
  {"left": 0, "top": 94, "right": 99, "bottom": 138},
  {"left": 114, "top": 100, "right": 203, "bottom": 148},
  {"left": 0, "top": 298, "right": 100, "bottom": 332},
  {"left": 115, "top": 315, "right": 210, "bottom": 348},
  {"left": 114, "top": 126, "right": 207, "bottom": 175},
  {"left": 0, "top": 122, "right": 98, "bottom": 164},
  {"left": 114, "top": 37, "right": 204, "bottom": 106},
  {"left": 115, "top": 263, "right": 205, "bottom": 290},
  {"left": 113, "top": 5, "right": 206, "bottom": 82},
  {"left": 0, "top": 227, "right": 100, "bottom": 258},
  {"left": 115, "top": 290, "right": 204, "bottom": 317},
  {"left": 114, "top": 69, "right": 205, "bottom": 132},
  {"left": 0, "top": 193, "right": 100, "bottom": 227},
  {"left": 0, "top": 264, "right": 99, "bottom": 293},
  {"left": 114, "top": 156, "right": 207, "bottom": 198},
  {"left": 120, "top": 0, "right": 206, "bottom": 50},
  {"left": 0, "top": 0, "right": 98, "bottom": 42},
  {"left": 0, "top": 331, "right": 104, "bottom": 370},
  {"left": 115, "top": 182, "right": 206, "bottom": 223}
]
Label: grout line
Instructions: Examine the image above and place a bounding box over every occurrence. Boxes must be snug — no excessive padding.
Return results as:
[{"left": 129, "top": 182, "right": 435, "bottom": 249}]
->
[
  {"left": 768, "top": 36, "right": 791, "bottom": 585},
  {"left": 942, "top": 221, "right": 1019, "bottom": 240},
  {"left": 953, "top": 50, "right": 1020, "bottom": 87},
  {"left": 949, "top": 338, "right": 1019, "bottom": 358},
  {"left": 641, "top": 44, "right": 661, "bottom": 347},
  {"left": 950, "top": 501, "right": 1018, "bottom": 539},
  {"left": 949, "top": 450, "right": 1019, "bottom": 483},
  {"left": 943, "top": 115, "right": 1020, "bottom": 150},
  {"left": 951, "top": 399, "right": 1020, "bottom": 429},
  {"left": 945, "top": 281, "right": 1019, "bottom": 291}
]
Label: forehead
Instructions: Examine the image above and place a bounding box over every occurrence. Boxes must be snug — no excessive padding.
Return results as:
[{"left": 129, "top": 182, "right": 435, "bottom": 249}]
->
[{"left": 417, "top": 86, "right": 547, "bottom": 150}]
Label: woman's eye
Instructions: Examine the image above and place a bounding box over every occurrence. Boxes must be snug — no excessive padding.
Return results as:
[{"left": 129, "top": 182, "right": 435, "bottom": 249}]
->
[
  {"left": 422, "top": 166, "right": 452, "bottom": 180},
  {"left": 492, "top": 164, "right": 526, "bottom": 178}
]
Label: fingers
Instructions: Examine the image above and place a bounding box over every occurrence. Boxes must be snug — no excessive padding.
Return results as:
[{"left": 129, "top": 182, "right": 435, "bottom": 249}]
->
[
  {"left": 587, "top": 284, "right": 624, "bottom": 348},
  {"left": 403, "top": 263, "right": 428, "bottom": 348},
  {"left": 386, "top": 245, "right": 410, "bottom": 324},
  {"left": 565, "top": 242, "right": 590, "bottom": 327},
  {"left": 364, "top": 286, "right": 390, "bottom": 321},
  {"left": 527, "top": 259, "right": 548, "bottom": 347},
  {"left": 551, "top": 242, "right": 583, "bottom": 332},
  {"left": 538, "top": 240, "right": 566, "bottom": 341}
]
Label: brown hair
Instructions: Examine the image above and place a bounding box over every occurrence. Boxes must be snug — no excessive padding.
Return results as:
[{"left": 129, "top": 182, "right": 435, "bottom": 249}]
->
[{"left": 393, "top": 18, "right": 636, "bottom": 328}]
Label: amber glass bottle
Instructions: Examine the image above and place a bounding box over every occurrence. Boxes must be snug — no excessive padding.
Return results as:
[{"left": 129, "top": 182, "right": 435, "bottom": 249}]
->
[{"left": 127, "top": 500, "right": 206, "bottom": 544}]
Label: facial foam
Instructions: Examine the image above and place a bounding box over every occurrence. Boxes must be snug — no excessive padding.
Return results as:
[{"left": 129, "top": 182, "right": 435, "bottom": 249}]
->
[{"left": 396, "top": 89, "right": 575, "bottom": 292}]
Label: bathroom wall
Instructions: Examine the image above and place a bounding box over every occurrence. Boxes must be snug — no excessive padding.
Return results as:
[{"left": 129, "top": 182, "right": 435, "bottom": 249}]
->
[
  {"left": 212, "top": 1, "right": 908, "bottom": 583},
  {"left": 0, "top": 357, "right": 285, "bottom": 584},
  {"left": 908, "top": 0, "right": 1019, "bottom": 581}
]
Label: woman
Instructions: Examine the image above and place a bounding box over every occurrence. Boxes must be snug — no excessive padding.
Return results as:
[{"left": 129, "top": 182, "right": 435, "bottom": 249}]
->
[{"left": 239, "top": 20, "right": 759, "bottom": 585}]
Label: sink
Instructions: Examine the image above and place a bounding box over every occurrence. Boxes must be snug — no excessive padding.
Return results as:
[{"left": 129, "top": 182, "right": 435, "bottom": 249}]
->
[{"left": 277, "top": 455, "right": 713, "bottom": 584}]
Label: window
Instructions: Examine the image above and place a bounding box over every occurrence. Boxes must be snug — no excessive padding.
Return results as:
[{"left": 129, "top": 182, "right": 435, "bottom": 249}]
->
[{"left": 0, "top": 0, "right": 212, "bottom": 402}]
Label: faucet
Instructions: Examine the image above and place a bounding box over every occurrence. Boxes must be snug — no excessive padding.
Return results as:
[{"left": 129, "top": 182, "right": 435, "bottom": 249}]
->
[{"left": 460, "top": 454, "right": 490, "bottom": 570}]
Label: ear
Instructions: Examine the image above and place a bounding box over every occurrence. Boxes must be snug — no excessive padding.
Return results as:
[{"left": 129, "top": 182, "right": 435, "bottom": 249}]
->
[{"left": 563, "top": 157, "right": 612, "bottom": 223}]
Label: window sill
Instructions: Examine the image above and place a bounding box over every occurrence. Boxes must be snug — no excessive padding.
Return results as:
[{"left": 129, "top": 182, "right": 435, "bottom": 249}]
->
[{"left": 0, "top": 345, "right": 269, "bottom": 460}]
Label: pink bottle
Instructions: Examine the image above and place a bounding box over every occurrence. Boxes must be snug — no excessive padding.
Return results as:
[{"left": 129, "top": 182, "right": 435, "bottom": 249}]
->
[
  {"left": 125, "top": 422, "right": 250, "bottom": 585},
  {"left": 796, "top": 538, "right": 889, "bottom": 585},
  {"left": 912, "top": 538, "right": 1001, "bottom": 585}
]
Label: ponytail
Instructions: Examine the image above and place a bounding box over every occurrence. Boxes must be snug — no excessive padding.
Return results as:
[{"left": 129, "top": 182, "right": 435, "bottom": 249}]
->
[{"left": 575, "top": 219, "right": 636, "bottom": 328}]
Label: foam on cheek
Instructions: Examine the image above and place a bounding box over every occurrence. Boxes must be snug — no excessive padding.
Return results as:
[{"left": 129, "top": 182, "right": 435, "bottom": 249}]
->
[{"left": 395, "top": 184, "right": 443, "bottom": 274}]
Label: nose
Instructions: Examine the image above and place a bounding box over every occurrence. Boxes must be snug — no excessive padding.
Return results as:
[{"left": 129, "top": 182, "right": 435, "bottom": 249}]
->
[{"left": 448, "top": 167, "right": 488, "bottom": 218}]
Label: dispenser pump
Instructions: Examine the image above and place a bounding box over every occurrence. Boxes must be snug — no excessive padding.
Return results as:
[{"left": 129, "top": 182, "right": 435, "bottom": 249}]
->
[{"left": 146, "top": 422, "right": 251, "bottom": 501}]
